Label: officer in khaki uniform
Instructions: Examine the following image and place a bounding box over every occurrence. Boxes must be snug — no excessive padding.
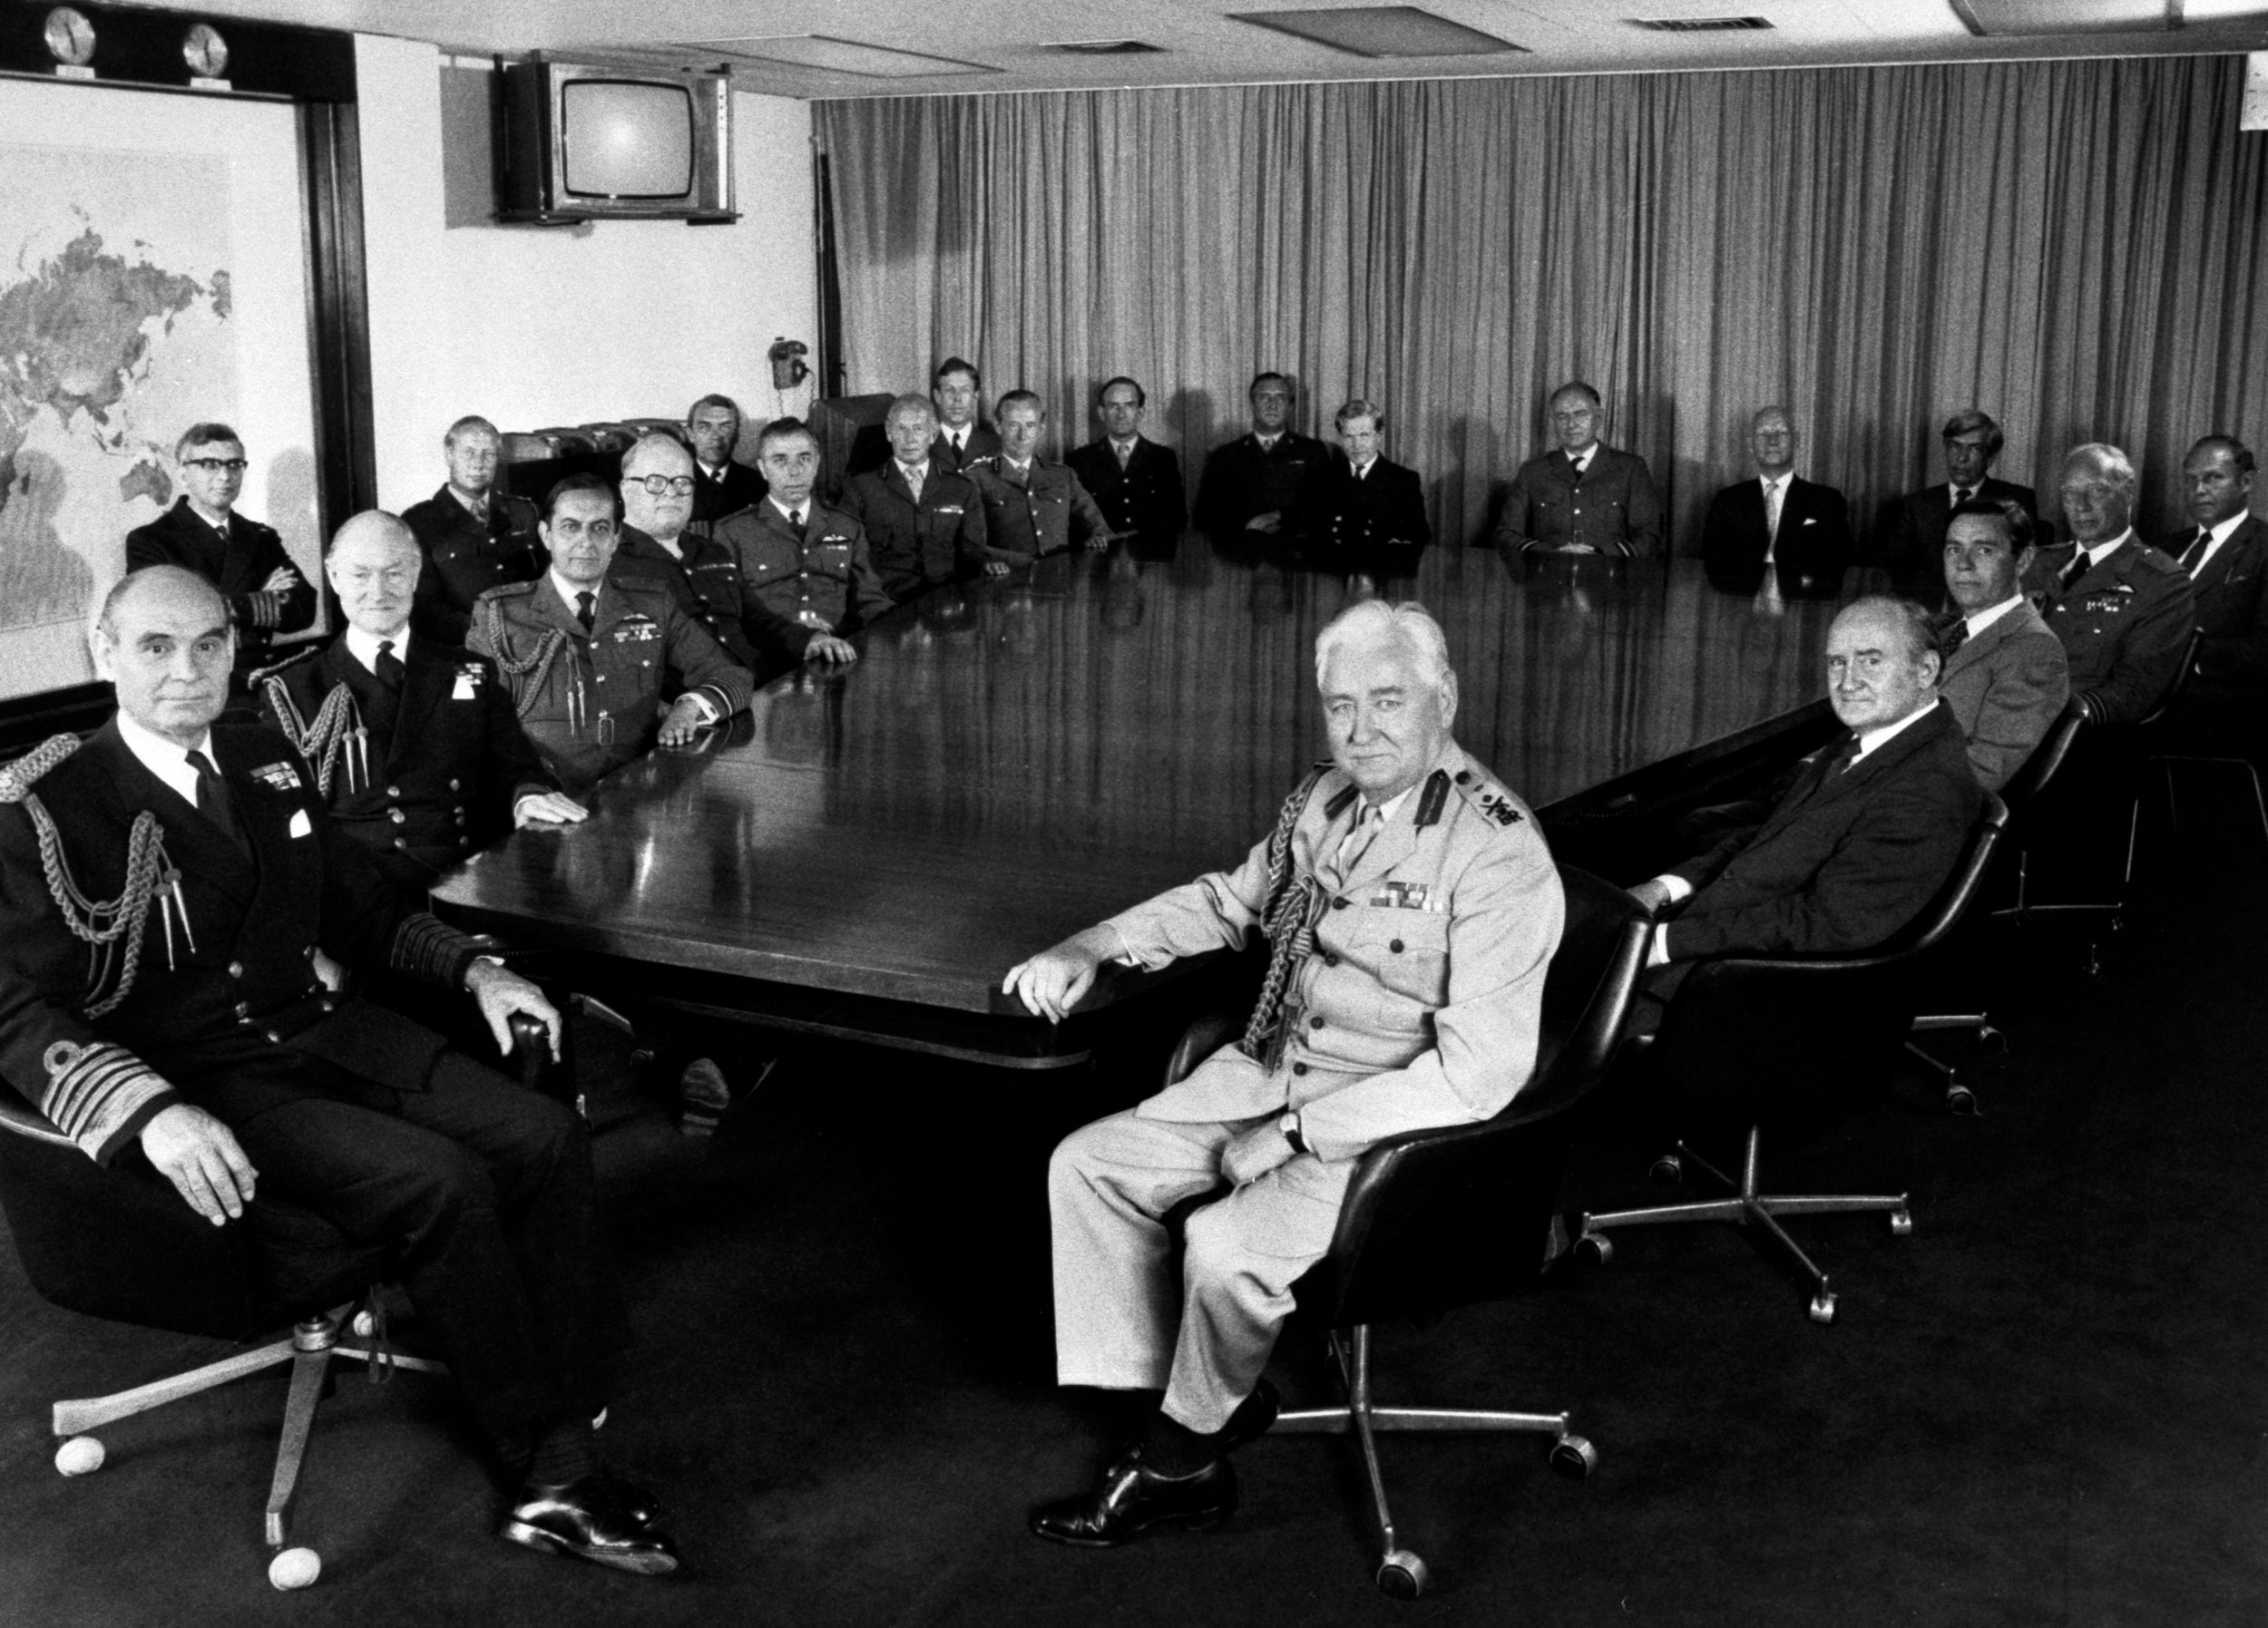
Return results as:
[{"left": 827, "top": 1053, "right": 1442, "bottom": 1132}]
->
[
  {"left": 468, "top": 475, "right": 753, "bottom": 793},
  {"left": 1008, "top": 600, "right": 1563, "bottom": 1548},
  {"left": 963, "top": 390, "right": 1114, "bottom": 566},
  {"left": 712, "top": 417, "right": 894, "bottom": 675}
]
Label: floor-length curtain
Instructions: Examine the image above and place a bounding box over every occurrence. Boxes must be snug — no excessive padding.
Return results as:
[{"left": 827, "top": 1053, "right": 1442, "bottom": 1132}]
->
[{"left": 818, "top": 55, "right": 2266, "bottom": 551}]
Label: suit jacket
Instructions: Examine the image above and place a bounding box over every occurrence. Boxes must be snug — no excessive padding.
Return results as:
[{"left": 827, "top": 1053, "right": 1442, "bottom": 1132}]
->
[
  {"left": 1067, "top": 437, "right": 1187, "bottom": 545},
  {"left": 1882, "top": 477, "right": 2044, "bottom": 587},
  {"left": 928, "top": 424, "right": 1002, "bottom": 474},
  {"left": 2163, "top": 512, "right": 2268, "bottom": 729},
  {"left": 611, "top": 525, "right": 761, "bottom": 669},
  {"left": 1700, "top": 475, "right": 1851, "bottom": 590},
  {"left": 840, "top": 463, "right": 988, "bottom": 602},
  {"left": 399, "top": 485, "right": 546, "bottom": 645},
  {"left": 257, "top": 636, "right": 556, "bottom": 900},
  {"left": 1296, "top": 456, "right": 1432, "bottom": 576},
  {"left": 1931, "top": 601, "right": 2071, "bottom": 793},
  {"left": 717, "top": 500, "right": 895, "bottom": 666},
  {"left": 963, "top": 457, "right": 1111, "bottom": 561},
  {"left": 125, "top": 499, "right": 316, "bottom": 672},
  {"left": 1102, "top": 746, "right": 1564, "bottom": 1165},
  {"left": 1664, "top": 700, "right": 1984, "bottom": 962},
  {"left": 1194, "top": 431, "right": 1330, "bottom": 533},
  {"left": 1492, "top": 444, "right": 1663, "bottom": 558},
  {"left": 0, "top": 718, "right": 484, "bottom": 1164},
  {"left": 2020, "top": 532, "right": 2197, "bottom": 726},
  {"left": 689, "top": 459, "right": 768, "bottom": 531}
]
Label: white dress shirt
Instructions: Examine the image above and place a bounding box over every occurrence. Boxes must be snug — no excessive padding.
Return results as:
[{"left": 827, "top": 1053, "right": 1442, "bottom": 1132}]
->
[
  {"left": 2182, "top": 512, "right": 2250, "bottom": 580},
  {"left": 115, "top": 709, "right": 213, "bottom": 805},
  {"left": 1960, "top": 593, "right": 2026, "bottom": 639},
  {"left": 344, "top": 622, "right": 412, "bottom": 676}
]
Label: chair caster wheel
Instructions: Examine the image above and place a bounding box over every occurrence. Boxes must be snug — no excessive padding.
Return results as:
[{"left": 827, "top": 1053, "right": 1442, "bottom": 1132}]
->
[
  {"left": 54, "top": 1436, "right": 104, "bottom": 1477},
  {"left": 1647, "top": 1153, "right": 1683, "bottom": 1185},
  {"left": 268, "top": 1546, "right": 322, "bottom": 1590},
  {"left": 1888, "top": 1208, "right": 1913, "bottom": 1236},
  {"left": 1946, "top": 1084, "right": 1978, "bottom": 1116},
  {"left": 1376, "top": 1548, "right": 1430, "bottom": 1600},
  {"left": 1576, "top": 1230, "right": 1613, "bottom": 1266},
  {"left": 1809, "top": 1291, "right": 1838, "bottom": 1325},
  {"left": 1979, "top": 1025, "right": 2008, "bottom": 1054},
  {"left": 1549, "top": 1434, "right": 1598, "bottom": 1479}
]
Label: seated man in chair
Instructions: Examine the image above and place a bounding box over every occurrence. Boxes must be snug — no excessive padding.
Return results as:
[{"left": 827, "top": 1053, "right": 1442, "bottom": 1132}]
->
[
  {"left": 0, "top": 566, "right": 679, "bottom": 1575},
  {"left": 1004, "top": 600, "right": 1564, "bottom": 1545}
]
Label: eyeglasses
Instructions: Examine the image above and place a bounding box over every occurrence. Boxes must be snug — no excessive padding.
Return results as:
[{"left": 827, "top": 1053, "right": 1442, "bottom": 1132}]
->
[
  {"left": 628, "top": 474, "right": 698, "bottom": 497},
  {"left": 183, "top": 457, "right": 247, "bottom": 473}
]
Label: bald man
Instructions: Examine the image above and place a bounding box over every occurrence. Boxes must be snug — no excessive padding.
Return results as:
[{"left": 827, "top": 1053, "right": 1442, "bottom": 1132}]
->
[
  {"left": 613, "top": 434, "right": 762, "bottom": 669},
  {"left": 1699, "top": 408, "right": 1852, "bottom": 593},
  {"left": 255, "top": 512, "right": 581, "bottom": 905}
]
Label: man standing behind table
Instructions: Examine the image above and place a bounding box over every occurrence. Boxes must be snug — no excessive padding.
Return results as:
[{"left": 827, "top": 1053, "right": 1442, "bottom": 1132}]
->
[
  {"left": 929, "top": 356, "right": 1002, "bottom": 473},
  {"left": 0, "top": 565, "right": 677, "bottom": 1573},
  {"left": 842, "top": 395, "right": 989, "bottom": 604},
  {"left": 1881, "top": 409, "right": 2046, "bottom": 592},
  {"left": 1933, "top": 500, "right": 2070, "bottom": 794},
  {"left": 1699, "top": 407, "right": 1852, "bottom": 593},
  {"left": 126, "top": 423, "right": 315, "bottom": 687},
  {"left": 684, "top": 394, "right": 767, "bottom": 533},
  {"left": 963, "top": 391, "right": 1115, "bottom": 570},
  {"left": 1193, "top": 373, "right": 1329, "bottom": 539},
  {"left": 400, "top": 415, "right": 547, "bottom": 644},
  {"left": 1491, "top": 382, "right": 1663, "bottom": 559},
  {"left": 717, "top": 418, "right": 890, "bottom": 676},
  {"left": 255, "top": 512, "right": 585, "bottom": 904},
  {"left": 1295, "top": 399, "right": 1432, "bottom": 584},
  {"left": 2157, "top": 434, "right": 2267, "bottom": 756},
  {"left": 1007, "top": 600, "right": 1562, "bottom": 1546},
  {"left": 469, "top": 476, "right": 753, "bottom": 793},
  {"left": 611, "top": 434, "right": 763, "bottom": 669},
  {"left": 1068, "top": 377, "right": 1187, "bottom": 552}
]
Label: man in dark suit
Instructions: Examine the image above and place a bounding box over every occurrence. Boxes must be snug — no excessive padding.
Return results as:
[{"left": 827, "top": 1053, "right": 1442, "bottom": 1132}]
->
[
  {"left": 0, "top": 565, "right": 676, "bottom": 1573},
  {"left": 1491, "top": 382, "right": 1663, "bottom": 558},
  {"left": 963, "top": 390, "right": 1113, "bottom": 568},
  {"left": 1881, "top": 409, "right": 2045, "bottom": 594},
  {"left": 1068, "top": 377, "right": 1187, "bottom": 554},
  {"left": 125, "top": 423, "right": 315, "bottom": 686},
  {"left": 1295, "top": 398, "right": 1431, "bottom": 583},
  {"left": 1630, "top": 597, "right": 1985, "bottom": 991},
  {"left": 1193, "top": 372, "right": 1328, "bottom": 539},
  {"left": 685, "top": 394, "right": 767, "bottom": 531},
  {"left": 256, "top": 512, "right": 583, "bottom": 904},
  {"left": 2159, "top": 434, "right": 2265, "bottom": 753},
  {"left": 929, "top": 356, "right": 1002, "bottom": 473},
  {"left": 841, "top": 395, "right": 989, "bottom": 603},
  {"left": 1934, "top": 500, "right": 2069, "bottom": 793},
  {"left": 1699, "top": 407, "right": 1852, "bottom": 595},
  {"left": 399, "top": 416, "right": 547, "bottom": 645},
  {"left": 2020, "top": 443, "right": 2195, "bottom": 727},
  {"left": 612, "top": 434, "right": 762, "bottom": 669}
]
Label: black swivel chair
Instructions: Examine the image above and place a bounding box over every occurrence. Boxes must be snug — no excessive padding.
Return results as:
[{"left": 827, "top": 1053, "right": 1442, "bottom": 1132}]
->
[
  {"left": 1579, "top": 796, "right": 2008, "bottom": 1324},
  {"left": 1161, "top": 864, "right": 1649, "bottom": 1600},
  {"left": 0, "top": 1017, "right": 550, "bottom": 1591}
]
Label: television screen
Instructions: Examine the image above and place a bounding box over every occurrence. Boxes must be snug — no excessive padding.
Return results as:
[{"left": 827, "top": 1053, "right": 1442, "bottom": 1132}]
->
[{"left": 560, "top": 79, "right": 695, "bottom": 200}]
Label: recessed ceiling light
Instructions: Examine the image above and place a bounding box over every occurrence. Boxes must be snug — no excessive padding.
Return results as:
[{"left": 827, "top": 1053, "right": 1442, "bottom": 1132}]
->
[
  {"left": 1628, "top": 15, "right": 1776, "bottom": 31},
  {"left": 1045, "top": 39, "right": 1167, "bottom": 55},
  {"left": 1947, "top": 0, "right": 2177, "bottom": 37},
  {"left": 1232, "top": 6, "right": 1528, "bottom": 58},
  {"left": 677, "top": 35, "right": 996, "bottom": 77}
]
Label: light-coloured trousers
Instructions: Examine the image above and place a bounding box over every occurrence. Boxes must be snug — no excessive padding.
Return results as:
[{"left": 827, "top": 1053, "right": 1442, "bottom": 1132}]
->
[{"left": 1048, "top": 1107, "right": 1354, "bottom": 1434}]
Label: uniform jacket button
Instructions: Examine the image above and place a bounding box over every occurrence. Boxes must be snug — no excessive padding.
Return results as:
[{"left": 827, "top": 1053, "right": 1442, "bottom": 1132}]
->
[
  {"left": 1331, "top": 897, "right": 1349, "bottom": 911},
  {"left": 386, "top": 785, "right": 401, "bottom": 798},
  {"left": 389, "top": 809, "right": 407, "bottom": 824},
  {"left": 1390, "top": 939, "right": 1404, "bottom": 953},
  {"left": 394, "top": 837, "right": 408, "bottom": 850},
  {"left": 227, "top": 960, "right": 244, "bottom": 978},
  {"left": 1309, "top": 1015, "right": 1325, "bottom": 1029},
  {"left": 263, "top": 1029, "right": 280, "bottom": 1044},
  {"left": 448, "top": 779, "right": 462, "bottom": 792},
  {"left": 234, "top": 1001, "right": 249, "bottom": 1018},
  {"left": 1292, "top": 1062, "right": 1309, "bottom": 1077}
]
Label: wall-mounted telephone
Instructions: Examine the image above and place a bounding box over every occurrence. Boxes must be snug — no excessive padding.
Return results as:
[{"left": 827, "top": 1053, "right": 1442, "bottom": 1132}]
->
[{"left": 768, "top": 337, "right": 810, "bottom": 390}]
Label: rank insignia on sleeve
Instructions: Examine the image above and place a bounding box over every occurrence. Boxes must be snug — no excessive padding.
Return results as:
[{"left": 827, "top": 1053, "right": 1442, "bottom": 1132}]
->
[{"left": 249, "top": 761, "right": 303, "bottom": 792}]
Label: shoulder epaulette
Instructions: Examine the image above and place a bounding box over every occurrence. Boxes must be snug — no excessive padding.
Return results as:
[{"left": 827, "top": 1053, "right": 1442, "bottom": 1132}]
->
[
  {"left": 1413, "top": 768, "right": 1452, "bottom": 829},
  {"left": 2133, "top": 546, "right": 2184, "bottom": 576},
  {"left": 246, "top": 644, "right": 322, "bottom": 687},
  {"left": 482, "top": 579, "right": 541, "bottom": 601},
  {"left": 0, "top": 735, "right": 82, "bottom": 804}
]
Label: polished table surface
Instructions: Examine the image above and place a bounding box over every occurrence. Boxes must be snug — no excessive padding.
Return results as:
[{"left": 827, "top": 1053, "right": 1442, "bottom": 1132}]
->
[{"left": 433, "top": 544, "right": 1866, "bottom": 1049}]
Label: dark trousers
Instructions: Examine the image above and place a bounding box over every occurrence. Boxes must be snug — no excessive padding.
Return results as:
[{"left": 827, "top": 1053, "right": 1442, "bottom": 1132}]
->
[{"left": 229, "top": 1052, "right": 628, "bottom": 1454}]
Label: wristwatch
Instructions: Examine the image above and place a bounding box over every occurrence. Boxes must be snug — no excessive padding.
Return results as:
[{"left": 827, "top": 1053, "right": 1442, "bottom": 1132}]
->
[{"left": 1278, "top": 1111, "right": 1308, "bottom": 1155}]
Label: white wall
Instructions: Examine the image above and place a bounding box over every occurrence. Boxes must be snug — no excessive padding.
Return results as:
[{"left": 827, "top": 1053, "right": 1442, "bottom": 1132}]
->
[{"left": 355, "top": 34, "right": 817, "bottom": 512}]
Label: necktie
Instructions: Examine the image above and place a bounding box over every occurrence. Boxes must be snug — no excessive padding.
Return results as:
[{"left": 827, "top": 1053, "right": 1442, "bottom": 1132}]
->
[
  {"left": 375, "top": 639, "right": 406, "bottom": 692},
  {"left": 1005, "top": 463, "right": 1027, "bottom": 490},
  {"left": 575, "top": 590, "right": 595, "bottom": 632},
  {"left": 1831, "top": 736, "right": 1863, "bottom": 775},
  {"left": 2057, "top": 551, "right": 2090, "bottom": 595},
  {"left": 2177, "top": 527, "right": 2214, "bottom": 573},
  {"left": 1334, "top": 803, "right": 1383, "bottom": 882},
  {"left": 1569, "top": 453, "right": 1585, "bottom": 480},
  {"left": 185, "top": 748, "right": 246, "bottom": 852},
  {"left": 1764, "top": 479, "right": 1784, "bottom": 558},
  {"left": 1116, "top": 443, "right": 1131, "bottom": 470},
  {"left": 789, "top": 509, "right": 806, "bottom": 530},
  {"left": 904, "top": 465, "right": 924, "bottom": 501},
  {"left": 1940, "top": 619, "right": 1971, "bottom": 660},
  {"left": 1954, "top": 486, "right": 1974, "bottom": 507}
]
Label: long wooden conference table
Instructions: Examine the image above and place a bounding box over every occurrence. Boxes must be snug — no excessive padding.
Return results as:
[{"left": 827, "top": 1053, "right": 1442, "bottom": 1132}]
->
[{"left": 433, "top": 543, "right": 1864, "bottom": 1066}]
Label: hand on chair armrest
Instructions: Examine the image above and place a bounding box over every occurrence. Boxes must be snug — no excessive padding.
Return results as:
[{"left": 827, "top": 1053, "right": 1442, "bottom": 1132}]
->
[{"left": 464, "top": 958, "right": 562, "bottom": 1065}]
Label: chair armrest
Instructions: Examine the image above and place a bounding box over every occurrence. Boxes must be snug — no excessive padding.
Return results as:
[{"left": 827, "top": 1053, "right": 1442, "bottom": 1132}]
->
[
  {"left": 1163, "top": 1011, "right": 1242, "bottom": 1089},
  {"left": 0, "top": 1082, "right": 76, "bottom": 1151},
  {"left": 507, "top": 1011, "right": 567, "bottom": 1103}
]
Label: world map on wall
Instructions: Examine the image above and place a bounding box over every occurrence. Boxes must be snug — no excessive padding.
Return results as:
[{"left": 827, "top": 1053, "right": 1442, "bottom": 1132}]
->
[{"left": 0, "top": 145, "right": 238, "bottom": 697}]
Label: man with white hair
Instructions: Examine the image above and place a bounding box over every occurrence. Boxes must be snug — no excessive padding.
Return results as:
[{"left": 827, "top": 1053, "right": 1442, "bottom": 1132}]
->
[{"left": 1006, "top": 600, "right": 1564, "bottom": 1547}]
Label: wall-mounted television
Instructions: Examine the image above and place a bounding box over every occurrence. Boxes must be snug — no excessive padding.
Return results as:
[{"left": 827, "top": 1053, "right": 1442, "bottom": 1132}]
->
[{"left": 496, "top": 58, "right": 737, "bottom": 226}]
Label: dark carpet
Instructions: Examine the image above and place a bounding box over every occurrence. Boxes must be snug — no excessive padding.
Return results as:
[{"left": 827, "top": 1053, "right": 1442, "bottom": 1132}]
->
[{"left": 3, "top": 812, "right": 2264, "bottom": 1626}]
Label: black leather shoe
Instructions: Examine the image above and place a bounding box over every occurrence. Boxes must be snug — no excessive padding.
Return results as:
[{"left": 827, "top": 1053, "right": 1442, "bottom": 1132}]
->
[
  {"left": 503, "top": 1474, "right": 679, "bottom": 1574},
  {"left": 1218, "top": 1379, "right": 1280, "bottom": 1455},
  {"left": 1030, "top": 1448, "right": 1238, "bottom": 1547}
]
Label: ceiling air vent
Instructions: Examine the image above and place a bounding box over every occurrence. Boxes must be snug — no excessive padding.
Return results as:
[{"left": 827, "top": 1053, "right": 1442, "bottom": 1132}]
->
[
  {"left": 1628, "top": 15, "right": 1776, "bottom": 30},
  {"left": 1046, "top": 39, "right": 1167, "bottom": 54}
]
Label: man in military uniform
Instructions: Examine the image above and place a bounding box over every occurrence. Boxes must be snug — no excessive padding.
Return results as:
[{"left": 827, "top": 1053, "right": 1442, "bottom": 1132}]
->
[
  {"left": 1068, "top": 377, "right": 1187, "bottom": 554},
  {"left": 929, "top": 356, "right": 1001, "bottom": 473},
  {"left": 716, "top": 417, "right": 891, "bottom": 675},
  {"left": 684, "top": 394, "right": 767, "bottom": 532},
  {"left": 1007, "top": 600, "right": 1563, "bottom": 1546},
  {"left": 1491, "top": 382, "right": 1664, "bottom": 558},
  {"left": 842, "top": 395, "right": 989, "bottom": 603},
  {"left": 612, "top": 434, "right": 762, "bottom": 669},
  {"left": 1193, "top": 372, "right": 1327, "bottom": 539},
  {"left": 2020, "top": 443, "right": 2195, "bottom": 726},
  {"left": 468, "top": 475, "right": 754, "bottom": 793},
  {"left": 0, "top": 565, "right": 677, "bottom": 1574},
  {"left": 399, "top": 416, "right": 547, "bottom": 645},
  {"left": 125, "top": 423, "right": 314, "bottom": 686},
  {"left": 963, "top": 391, "right": 1114, "bottom": 568},
  {"left": 1295, "top": 398, "right": 1432, "bottom": 583},
  {"left": 256, "top": 512, "right": 583, "bottom": 904}
]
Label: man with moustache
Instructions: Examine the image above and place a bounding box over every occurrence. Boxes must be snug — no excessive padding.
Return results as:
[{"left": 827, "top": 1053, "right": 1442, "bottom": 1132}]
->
[{"left": 400, "top": 415, "right": 547, "bottom": 644}]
